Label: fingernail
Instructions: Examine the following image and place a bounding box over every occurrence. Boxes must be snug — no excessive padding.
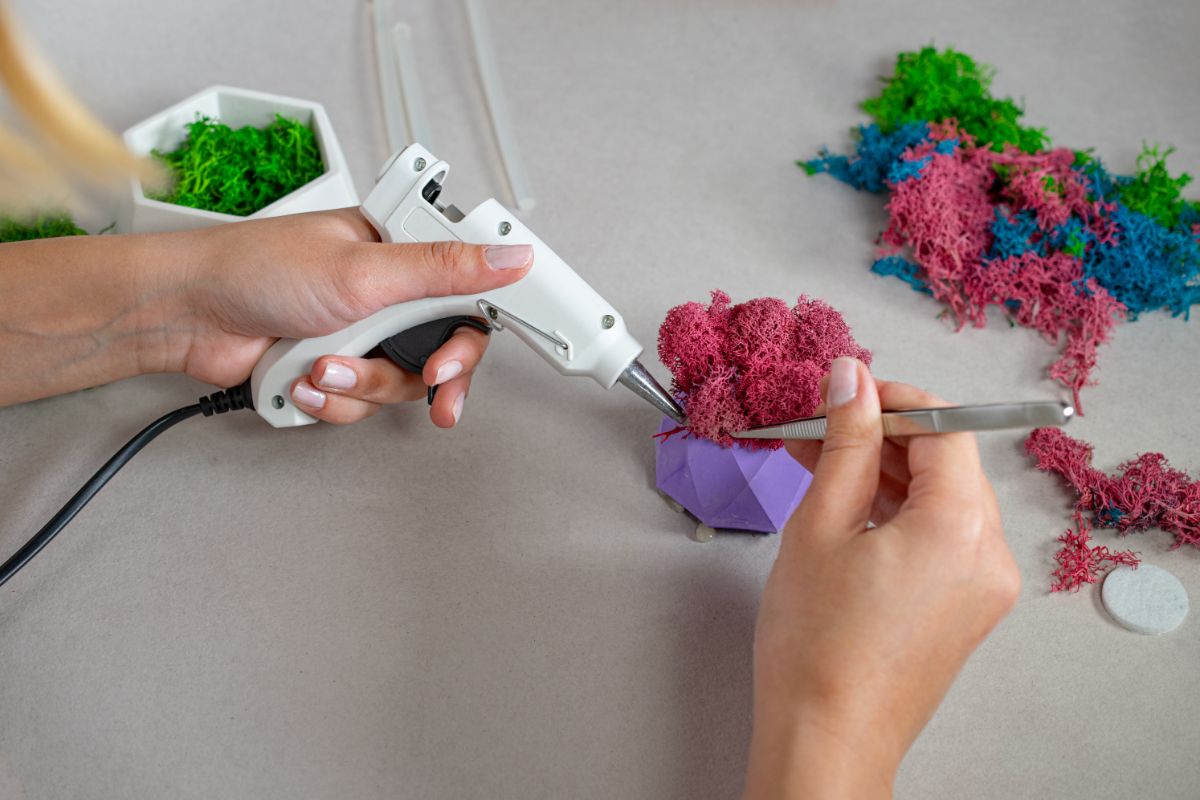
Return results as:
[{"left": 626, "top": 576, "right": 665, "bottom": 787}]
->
[
  {"left": 435, "top": 360, "right": 463, "bottom": 385},
  {"left": 827, "top": 358, "right": 859, "bottom": 408},
  {"left": 317, "top": 362, "right": 357, "bottom": 390},
  {"left": 451, "top": 392, "right": 465, "bottom": 425},
  {"left": 485, "top": 244, "right": 533, "bottom": 270},
  {"left": 292, "top": 382, "right": 326, "bottom": 410}
]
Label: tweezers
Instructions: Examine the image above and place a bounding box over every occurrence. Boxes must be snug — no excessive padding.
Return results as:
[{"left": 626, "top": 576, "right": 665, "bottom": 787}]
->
[{"left": 731, "top": 401, "right": 1074, "bottom": 440}]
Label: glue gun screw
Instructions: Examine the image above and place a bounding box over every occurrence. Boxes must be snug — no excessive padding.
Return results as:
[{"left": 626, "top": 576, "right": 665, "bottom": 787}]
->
[
  {"left": 498, "top": 221, "right": 512, "bottom": 236},
  {"left": 601, "top": 315, "right": 615, "bottom": 329},
  {"left": 487, "top": 306, "right": 499, "bottom": 321},
  {"left": 413, "top": 157, "right": 427, "bottom": 171},
  {"left": 271, "top": 395, "right": 285, "bottom": 409}
]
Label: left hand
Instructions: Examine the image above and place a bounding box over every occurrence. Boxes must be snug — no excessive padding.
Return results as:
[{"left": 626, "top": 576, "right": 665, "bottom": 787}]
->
[{"left": 149, "top": 208, "right": 533, "bottom": 427}]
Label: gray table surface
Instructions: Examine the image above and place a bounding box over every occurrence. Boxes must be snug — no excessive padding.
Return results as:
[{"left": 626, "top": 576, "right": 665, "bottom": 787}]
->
[{"left": 2, "top": 0, "right": 1199, "bottom": 797}]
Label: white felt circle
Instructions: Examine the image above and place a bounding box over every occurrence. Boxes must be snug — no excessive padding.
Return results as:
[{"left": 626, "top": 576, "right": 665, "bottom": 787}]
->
[{"left": 1102, "top": 564, "right": 1189, "bottom": 635}]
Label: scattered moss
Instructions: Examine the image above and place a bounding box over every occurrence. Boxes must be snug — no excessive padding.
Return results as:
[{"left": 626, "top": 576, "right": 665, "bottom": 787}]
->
[
  {"left": 1112, "top": 145, "right": 1199, "bottom": 229},
  {"left": 861, "top": 46, "right": 1049, "bottom": 153},
  {"left": 0, "top": 214, "right": 87, "bottom": 243},
  {"left": 150, "top": 114, "right": 325, "bottom": 217}
]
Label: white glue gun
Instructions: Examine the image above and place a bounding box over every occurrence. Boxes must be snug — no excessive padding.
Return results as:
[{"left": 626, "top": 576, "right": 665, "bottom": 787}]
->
[{"left": 250, "top": 144, "right": 685, "bottom": 428}]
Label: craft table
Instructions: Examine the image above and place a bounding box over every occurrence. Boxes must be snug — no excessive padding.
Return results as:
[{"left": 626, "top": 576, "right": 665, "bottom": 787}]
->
[{"left": 2, "top": 1, "right": 1198, "bottom": 797}]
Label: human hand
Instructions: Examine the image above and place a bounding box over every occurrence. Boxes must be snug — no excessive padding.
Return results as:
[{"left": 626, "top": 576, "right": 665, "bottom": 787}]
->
[
  {"left": 151, "top": 208, "right": 532, "bottom": 427},
  {"left": 743, "top": 358, "right": 1020, "bottom": 799}
]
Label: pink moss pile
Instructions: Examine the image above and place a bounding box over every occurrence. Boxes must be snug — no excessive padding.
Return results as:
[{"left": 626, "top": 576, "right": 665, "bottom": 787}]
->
[
  {"left": 878, "top": 124, "right": 1127, "bottom": 411},
  {"left": 1027, "top": 427, "right": 1200, "bottom": 590},
  {"left": 658, "top": 291, "right": 871, "bottom": 449}
]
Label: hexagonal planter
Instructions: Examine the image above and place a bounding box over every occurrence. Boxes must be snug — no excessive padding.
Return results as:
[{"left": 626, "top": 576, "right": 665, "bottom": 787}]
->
[
  {"left": 117, "top": 85, "right": 359, "bottom": 233},
  {"left": 655, "top": 418, "right": 813, "bottom": 536}
]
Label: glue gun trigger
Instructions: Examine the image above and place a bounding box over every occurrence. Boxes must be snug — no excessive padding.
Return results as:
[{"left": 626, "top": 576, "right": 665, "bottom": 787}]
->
[{"left": 372, "top": 315, "right": 492, "bottom": 405}]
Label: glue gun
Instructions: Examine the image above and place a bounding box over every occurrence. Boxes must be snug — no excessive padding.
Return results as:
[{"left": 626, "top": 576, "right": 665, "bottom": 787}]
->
[{"left": 250, "top": 144, "right": 686, "bottom": 428}]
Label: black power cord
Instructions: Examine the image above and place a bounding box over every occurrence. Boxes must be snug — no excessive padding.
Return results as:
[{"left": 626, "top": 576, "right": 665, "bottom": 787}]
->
[{"left": 0, "top": 381, "right": 254, "bottom": 589}]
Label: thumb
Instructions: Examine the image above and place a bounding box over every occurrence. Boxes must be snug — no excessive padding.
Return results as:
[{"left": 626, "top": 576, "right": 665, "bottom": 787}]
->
[
  {"left": 789, "top": 358, "right": 882, "bottom": 542},
  {"left": 359, "top": 240, "right": 533, "bottom": 307}
]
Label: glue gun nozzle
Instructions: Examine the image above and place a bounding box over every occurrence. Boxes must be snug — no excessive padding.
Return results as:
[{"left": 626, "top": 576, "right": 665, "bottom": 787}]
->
[{"left": 618, "top": 360, "right": 687, "bottom": 426}]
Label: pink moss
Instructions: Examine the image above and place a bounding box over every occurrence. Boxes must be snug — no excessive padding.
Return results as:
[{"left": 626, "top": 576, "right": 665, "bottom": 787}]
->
[
  {"left": 1051, "top": 514, "right": 1139, "bottom": 593},
  {"left": 881, "top": 142, "right": 996, "bottom": 325},
  {"left": 1027, "top": 427, "right": 1200, "bottom": 571},
  {"left": 991, "top": 147, "right": 1095, "bottom": 231},
  {"left": 879, "top": 130, "right": 1127, "bottom": 411},
  {"left": 877, "top": 130, "right": 1130, "bottom": 409},
  {"left": 658, "top": 291, "right": 871, "bottom": 448},
  {"left": 966, "top": 252, "right": 1125, "bottom": 411}
]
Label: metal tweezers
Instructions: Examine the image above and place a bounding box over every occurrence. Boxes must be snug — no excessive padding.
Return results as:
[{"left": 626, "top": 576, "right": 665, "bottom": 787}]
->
[{"left": 731, "top": 401, "right": 1074, "bottom": 440}]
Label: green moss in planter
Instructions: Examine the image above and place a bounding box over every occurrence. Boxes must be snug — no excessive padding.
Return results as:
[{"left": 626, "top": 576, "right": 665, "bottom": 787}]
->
[
  {"left": 150, "top": 114, "right": 325, "bottom": 217},
  {"left": 0, "top": 215, "right": 87, "bottom": 242}
]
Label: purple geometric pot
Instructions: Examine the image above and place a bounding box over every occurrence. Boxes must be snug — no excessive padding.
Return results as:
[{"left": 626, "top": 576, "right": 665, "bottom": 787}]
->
[{"left": 654, "top": 418, "right": 814, "bottom": 533}]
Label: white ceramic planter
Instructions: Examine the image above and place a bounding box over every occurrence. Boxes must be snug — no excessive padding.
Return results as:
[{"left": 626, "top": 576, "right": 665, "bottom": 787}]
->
[{"left": 117, "top": 85, "right": 359, "bottom": 233}]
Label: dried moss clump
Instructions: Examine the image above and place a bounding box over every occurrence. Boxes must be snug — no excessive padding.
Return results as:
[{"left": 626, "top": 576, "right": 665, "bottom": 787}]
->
[
  {"left": 151, "top": 114, "right": 324, "bottom": 216},
  {"left": 862, "top": 46, "right": 1049, "bottom": 153},
  {"left": 1112, "top": 145, "right": 1200, "bottom": 230}
]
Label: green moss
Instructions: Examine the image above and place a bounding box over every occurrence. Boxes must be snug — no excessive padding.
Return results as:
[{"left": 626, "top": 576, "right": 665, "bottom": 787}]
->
[
  {"left": 150, "top": 114, "right": 325, "bottom": 217},
  {"left": 1112, "top": 144, "right": 1199, "bottom": 229},
  {"left": 1063, "top": 228, "right": 1087, "bottom": 258},
  {"left": 861, "top": 46, "right": 1049, "bottom": 153},
  {"left": 0, "top": 214, "right": 87, "bottom": 242}
]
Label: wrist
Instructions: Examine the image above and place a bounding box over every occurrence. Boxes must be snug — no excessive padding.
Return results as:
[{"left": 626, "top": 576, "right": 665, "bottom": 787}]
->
[
  {"left": 128, "top": 229, "right": 211, "bottom": 377},
  {"left": 0, "top": 231, "right": 200, "bottom": 405},
  {"left": 743, "top": 700, "right": 898, "bottom": 800}
]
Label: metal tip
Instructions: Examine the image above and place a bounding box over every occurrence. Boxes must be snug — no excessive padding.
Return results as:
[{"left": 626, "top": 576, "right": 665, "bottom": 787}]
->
[{"left": 617, "top": 361, "right": 686, "bottom": 425}]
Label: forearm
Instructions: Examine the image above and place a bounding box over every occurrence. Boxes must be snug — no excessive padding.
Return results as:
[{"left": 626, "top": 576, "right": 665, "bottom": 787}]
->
[{"left": 0, "top": 233, "right": 193, "bottom": 406}]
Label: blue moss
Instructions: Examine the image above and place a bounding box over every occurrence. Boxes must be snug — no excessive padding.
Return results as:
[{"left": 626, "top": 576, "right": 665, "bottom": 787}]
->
[
  {"left": 871, "top": 255, "right": 932, "bottom": 294},
  {"left": 987, "top": 208, "right": 1042, "bottom": 260},
  {"left": 1080, "top": 203, "right": 1200, "bottom": 319},
  {"left": 801, "top": 122, "right": 930, "bottom": 193},
  {"left": 887, "top": 155, "right": 932, "bottom": 184}
]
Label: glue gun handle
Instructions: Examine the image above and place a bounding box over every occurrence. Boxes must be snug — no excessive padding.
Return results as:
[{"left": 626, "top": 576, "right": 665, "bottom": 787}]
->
[{"left": 249, "top": 144, "right": 643, "bottom": 429}]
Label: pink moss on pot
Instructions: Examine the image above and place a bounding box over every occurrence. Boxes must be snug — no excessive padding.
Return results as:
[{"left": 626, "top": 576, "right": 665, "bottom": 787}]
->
[{"left": 657, "top": 291, "right": 871, "bottom": 448}]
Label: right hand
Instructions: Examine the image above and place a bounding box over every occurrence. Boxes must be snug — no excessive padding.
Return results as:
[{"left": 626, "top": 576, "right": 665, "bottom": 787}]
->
[{"left": 743, "top": 358, "right": 1021, "bottom": 799}]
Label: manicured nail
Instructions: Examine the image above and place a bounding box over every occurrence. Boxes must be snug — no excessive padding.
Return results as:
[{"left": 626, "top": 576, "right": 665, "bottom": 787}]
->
[
  {"left": 451, "top": 392, "right": 465, "bottom": 425},
  {"left": 484, "top": 243, "right": 533, "bottom": 270},
  {"left": 435, "top": 360, "right": 463, "bottom": 385},
  {"left": 318, "top": 362, "right": 357, "bottom": 390},
  {"left": 827, "top": 358, "right": 859, "bottom": 408},
  {"left": 292, "top": 381, "right": 326, "bottom": 410}
]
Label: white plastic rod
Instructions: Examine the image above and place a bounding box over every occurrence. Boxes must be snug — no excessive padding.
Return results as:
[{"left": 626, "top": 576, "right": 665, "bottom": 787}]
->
[
  {"left": 391, "top": 22, "right": 434, "bottom": 148},
  {"left": 369, "top": 0, "right": 406, "bottom": 155},
  {"left": 462, "top": 0, "right": 536, "bottom": 211}
]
